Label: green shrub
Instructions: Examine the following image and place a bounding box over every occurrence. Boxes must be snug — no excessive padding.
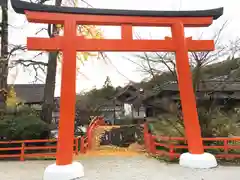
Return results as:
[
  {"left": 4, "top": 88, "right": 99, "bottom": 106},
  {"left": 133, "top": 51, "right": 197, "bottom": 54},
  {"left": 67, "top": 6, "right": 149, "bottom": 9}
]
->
[
  {"left": 0, "top": 111, "right": 49, "bottom": 141},
  {"left": 148, "top": 109, "right": 240, "bottom": 163},
  {"left": 147, "top": 115, "right": 185, "bottom": 137},
  {"left": 198, "top": 108, "right": 240, "bottom": 137}
]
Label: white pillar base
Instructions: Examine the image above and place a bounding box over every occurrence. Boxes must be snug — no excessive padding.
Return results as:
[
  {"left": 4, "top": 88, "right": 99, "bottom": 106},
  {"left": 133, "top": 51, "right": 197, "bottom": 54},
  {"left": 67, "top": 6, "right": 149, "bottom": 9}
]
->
[
  {"left": 43, "top": 161, "right": 84, "bottom": 180},
  {"left": 179, "top": 152, "right": 218, "bottom": 169}
]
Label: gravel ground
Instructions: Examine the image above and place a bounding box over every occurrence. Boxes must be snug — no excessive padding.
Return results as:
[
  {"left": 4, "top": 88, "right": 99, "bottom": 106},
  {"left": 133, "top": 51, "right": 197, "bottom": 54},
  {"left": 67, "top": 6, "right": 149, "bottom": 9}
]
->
[{"left": 0, "top": 155, "right": 239, "bottom": 180}]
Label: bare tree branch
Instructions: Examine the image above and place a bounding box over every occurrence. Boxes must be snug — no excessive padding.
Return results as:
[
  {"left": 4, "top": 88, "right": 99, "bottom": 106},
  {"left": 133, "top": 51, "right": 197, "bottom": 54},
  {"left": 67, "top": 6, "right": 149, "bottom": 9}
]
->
[
  {"left": 7, "top": 45, "right": 27, "bottom": 59},
  {"left": 80, "top": 0, "right": 93, "bottom": 7},
  {"left": 11, "top": 59, "right": 48, "bottom": 67},
  {"left": 10, "top": 58, "right": 48, "bottom": 83},
  {"left": 190, "top": 20, "right": 229, "bottom": 67},
  {"left": 35, "top": 28, "right": 48, "bottom": 35}
]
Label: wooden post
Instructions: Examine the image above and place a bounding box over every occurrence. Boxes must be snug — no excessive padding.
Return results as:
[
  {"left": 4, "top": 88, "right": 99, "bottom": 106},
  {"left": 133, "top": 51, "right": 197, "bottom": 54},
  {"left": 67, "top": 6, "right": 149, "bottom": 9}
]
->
[
  {"left": 143, "top": 123, "right": 150, "bottom": 152},
  {"left": 171, "top": 22, "right": 204, "bottom": 154},
  {"left": 20, "top": 142, "right": 25, "bottom": 161},
  {"left": 169, "top": 144, "right": 174, "bottom": 161},
  {"left": 223, "top": 139, "right": 228, "bottom": 154},
  {"left": 56, "top": 19, "right": 77, "bottom": 165},
  {"left": 80, "top": 136, "right": 85, "bottom": 154},
  {"left": 75, "top": 138, "right": 79, "bottom": 155},
  {"left": 150, "top": 135, "right": 156, "bottom": 154}
]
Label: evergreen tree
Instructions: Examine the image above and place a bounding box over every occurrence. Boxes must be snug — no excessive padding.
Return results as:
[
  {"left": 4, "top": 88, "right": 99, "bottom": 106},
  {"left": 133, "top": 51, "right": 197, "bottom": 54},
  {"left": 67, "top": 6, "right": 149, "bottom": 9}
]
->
[{"left": 103, "top": 76, "right": 112, "bottom": 88}]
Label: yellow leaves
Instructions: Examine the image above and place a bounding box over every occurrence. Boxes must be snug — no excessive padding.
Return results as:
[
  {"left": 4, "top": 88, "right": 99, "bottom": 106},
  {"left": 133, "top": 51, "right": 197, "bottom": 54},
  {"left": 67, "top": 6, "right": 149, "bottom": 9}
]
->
[
  {"left": 56, "top": 24, "right": 63, "bottom": 29},
  {"left": 76, "top": 25, "right": 103, "bottom": 62},
  {"left": 73, "top": 0, "right": 78, "bottom": 7},
  {"left": 81, "top": 52, "right": 97, "bottom": 61},
  {"left": 82, "top": 53, "right": 89, "bottom": 61},
  {"left": 55, "top": 0, "right": 104, "bottom": 67},
  {"left": 57, "top": 25, "right": 103, "bottom": 66},
  {"left": 6, "top": 86, "right": 21, "bottom": 107},
  {"left": 79, "top": 25, "right": 104, "bottom": 40}
]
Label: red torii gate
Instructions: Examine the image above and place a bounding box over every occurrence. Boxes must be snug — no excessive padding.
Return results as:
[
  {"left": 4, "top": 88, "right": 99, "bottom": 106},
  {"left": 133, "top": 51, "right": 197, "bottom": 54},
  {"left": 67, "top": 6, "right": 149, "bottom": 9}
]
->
[{"left": 11, "top": 0, "right": 223, "bottom": 178}]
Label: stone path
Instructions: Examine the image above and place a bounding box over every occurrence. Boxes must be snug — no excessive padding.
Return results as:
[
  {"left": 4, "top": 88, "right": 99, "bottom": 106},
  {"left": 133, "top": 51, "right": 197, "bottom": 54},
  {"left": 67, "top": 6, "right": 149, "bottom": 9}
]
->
[{"left": 0, "top": 155, "right": 239, "bottom": 180}]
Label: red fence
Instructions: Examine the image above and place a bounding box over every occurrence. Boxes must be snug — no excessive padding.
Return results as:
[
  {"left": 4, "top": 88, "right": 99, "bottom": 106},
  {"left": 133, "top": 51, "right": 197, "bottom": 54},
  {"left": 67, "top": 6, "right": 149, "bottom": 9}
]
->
[
  {"left": 0, "top": 137, "right": 82, "bottom": 161},
  {"left": 144, "top": 123, "right": 240, "bottom": 160},
  {"left": 0, "top": 116, "right": 105, "bottom": 161},
  {"left": 3, "top": 119, "right": 239, "bottom": 161}
]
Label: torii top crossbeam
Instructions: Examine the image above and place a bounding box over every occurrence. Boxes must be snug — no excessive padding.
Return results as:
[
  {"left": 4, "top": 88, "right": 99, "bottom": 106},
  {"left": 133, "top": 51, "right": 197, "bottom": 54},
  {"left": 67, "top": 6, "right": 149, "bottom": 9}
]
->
[
  {"left": 11, "top": 0, "right": 223, "bottom": 166},
  {"left": 11, "top": 0, "right": 223, "bottom": 52},
  {"left": 12, "top": 0, "right": 223, "bottom": 20}
]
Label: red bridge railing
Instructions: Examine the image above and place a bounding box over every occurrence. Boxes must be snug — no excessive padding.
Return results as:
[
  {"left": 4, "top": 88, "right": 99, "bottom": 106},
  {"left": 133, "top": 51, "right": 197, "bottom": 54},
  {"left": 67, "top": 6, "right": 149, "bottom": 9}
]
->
[
  {"left": 0, "top": 137, "right": 82, "bottom": 161},
  {"left": 144, "top": 123, "right": 240, "bottom": 160},
  {"left": 86, "top": 116, "right": 106, "bottom": 150},
  {"left": 3, "top": 120, "right": 238, "bottom": 161},
  {"left": 0, "top": 116, "right": 105, "bottom": 161}
]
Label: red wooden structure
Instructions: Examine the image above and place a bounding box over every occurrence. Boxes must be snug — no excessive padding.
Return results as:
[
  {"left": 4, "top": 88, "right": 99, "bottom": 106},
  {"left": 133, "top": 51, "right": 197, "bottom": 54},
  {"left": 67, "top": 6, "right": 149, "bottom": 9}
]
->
[
  {"left": 0, "top": 122, "right": 239, "bottom": 161},
  {"left": 0, "top": 116, "right": 103, "bottom": 161},
  {"left": 10, "top": 0, "right": 223, "bottom": 166},
  {"left": 143, "top": 123, "right": 240, "bottom": 160}
]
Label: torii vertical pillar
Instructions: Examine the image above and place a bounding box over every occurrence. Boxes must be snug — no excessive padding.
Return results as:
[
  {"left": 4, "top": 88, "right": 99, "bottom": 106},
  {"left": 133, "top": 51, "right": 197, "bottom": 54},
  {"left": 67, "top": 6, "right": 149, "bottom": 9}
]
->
[
  {"left": 10, "top": 0, "right": 223, "bottom": 179},
  {"left": 171, "top": 23, "right": 217, "bottom": 168}
]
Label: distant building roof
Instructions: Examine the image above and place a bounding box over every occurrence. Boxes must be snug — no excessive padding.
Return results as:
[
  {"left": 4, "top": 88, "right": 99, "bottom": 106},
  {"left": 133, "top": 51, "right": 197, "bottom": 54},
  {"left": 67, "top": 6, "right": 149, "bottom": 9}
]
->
[
  {"left": 9, "top": 84, "right": 45, "bottom": 104},
  {"left": 153, "top": 80, "right": 240, "bottom": 92},
  {"left": 0, "top": 0, "right": 7, "bottom": 7},
  {"left": 113, "top": 79, "right": 240, "bottom": 104}
]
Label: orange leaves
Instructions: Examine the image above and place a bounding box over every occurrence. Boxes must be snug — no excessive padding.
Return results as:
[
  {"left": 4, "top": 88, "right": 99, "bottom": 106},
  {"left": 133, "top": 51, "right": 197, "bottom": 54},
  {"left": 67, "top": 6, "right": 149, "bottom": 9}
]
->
[
  {"left": 78, "top": 25, "right": 103, "bottom": 40},
  {"left": 76, "top": 25, "right": 103, "bottom": 64},
  {"left": 56, "top": 0, "right": 104, "bottom": 66},
  {"left": 56, "top": 21, "right": 103, "bottom": 69}
]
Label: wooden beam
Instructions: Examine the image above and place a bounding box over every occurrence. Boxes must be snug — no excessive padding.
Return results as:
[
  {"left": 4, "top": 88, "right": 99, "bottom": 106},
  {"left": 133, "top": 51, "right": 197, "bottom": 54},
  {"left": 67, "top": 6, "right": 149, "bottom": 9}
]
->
[
  {"left": 27, "top": 37, "right": 62, "bottom": 51},
  {"left": 27, "top": 37, "right": 214, "bottom": 52},
  {"left": 25, "top": 11, "right": 213, "bottom": 27}
]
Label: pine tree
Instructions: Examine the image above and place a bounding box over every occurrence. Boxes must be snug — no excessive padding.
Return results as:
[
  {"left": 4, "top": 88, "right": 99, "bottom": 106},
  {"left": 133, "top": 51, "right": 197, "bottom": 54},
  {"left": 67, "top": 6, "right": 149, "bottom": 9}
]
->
[{"left": 103, "top": 76, "right": 112, "bottom": 88}]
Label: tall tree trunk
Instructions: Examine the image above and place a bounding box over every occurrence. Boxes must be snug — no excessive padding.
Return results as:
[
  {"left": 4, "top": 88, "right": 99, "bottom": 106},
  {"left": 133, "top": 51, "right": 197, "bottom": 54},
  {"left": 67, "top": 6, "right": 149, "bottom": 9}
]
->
[
  {"left": 40, "top": 0, "right": 62, "bottom": 135},
  {"left": 0, "top": 1, "right": 9, "bottom": 117},
  {"left": 40, "top": 52, "right": 58, "bottom": 124}
]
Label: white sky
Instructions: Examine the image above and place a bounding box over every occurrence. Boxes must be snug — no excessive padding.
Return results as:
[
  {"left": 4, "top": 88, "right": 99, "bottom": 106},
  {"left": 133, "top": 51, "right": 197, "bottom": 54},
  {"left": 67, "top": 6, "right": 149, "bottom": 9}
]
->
[{"left": 5, "top": 0, "right": 240, "bottom": 96}]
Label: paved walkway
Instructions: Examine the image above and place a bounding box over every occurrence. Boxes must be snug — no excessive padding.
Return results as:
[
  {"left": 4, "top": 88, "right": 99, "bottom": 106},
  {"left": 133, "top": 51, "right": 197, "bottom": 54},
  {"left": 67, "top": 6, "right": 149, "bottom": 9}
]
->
[{"left": 0, "top": 155, "right": 239, "bottom": 180}]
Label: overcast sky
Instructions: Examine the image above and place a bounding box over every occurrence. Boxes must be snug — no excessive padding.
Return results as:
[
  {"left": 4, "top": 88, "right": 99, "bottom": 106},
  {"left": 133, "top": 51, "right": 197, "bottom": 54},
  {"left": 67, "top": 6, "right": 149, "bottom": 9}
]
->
[{"left": 5, "top": 0, "right": 240, "bottom": 96}]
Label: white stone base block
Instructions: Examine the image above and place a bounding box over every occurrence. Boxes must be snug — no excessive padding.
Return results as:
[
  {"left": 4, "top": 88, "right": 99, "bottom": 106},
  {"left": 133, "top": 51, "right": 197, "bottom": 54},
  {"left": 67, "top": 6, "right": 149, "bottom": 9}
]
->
[
  {"left": 179, "top": 152, "right": 218, "bottom": 169},
  {"left": 43, "top": 161, "right": 84, "bottom": 180}
]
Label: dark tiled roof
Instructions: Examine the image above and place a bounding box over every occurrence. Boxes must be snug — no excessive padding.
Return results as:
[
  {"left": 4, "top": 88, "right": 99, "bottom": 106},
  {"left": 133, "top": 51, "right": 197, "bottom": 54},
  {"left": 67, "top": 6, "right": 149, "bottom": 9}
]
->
[
  {"left": 158, "top": 81, "right": 240, "bottom": 92},
  {"left": 114, "top": 84, "right": 138, "bottom": 98},
  {"left": 115, "top": 80, "right": 240, "bottom": 103},
  {"left": 0, "top": 0, "right": 7, "bottom": 7},
  {"left": 9, "top": 84, "right": 45, "bottom": 103}
]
